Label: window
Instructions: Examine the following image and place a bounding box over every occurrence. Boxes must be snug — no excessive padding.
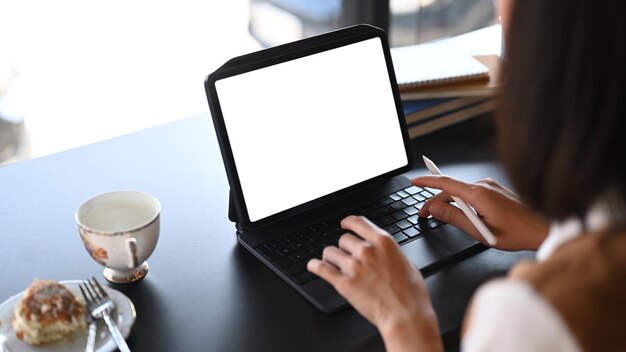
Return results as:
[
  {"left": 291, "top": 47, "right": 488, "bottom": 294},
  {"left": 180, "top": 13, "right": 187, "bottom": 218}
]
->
[
  {"left": 0, "top": 1, "right": 262, "bottom": 163},
  {"left": 248, "top": 0, "right": 498, "bottom": 48}
]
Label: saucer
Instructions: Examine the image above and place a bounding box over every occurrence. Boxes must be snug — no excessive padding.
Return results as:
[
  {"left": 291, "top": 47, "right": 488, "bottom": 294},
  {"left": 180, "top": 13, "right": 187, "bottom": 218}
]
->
[{"left": 0, "top": 280, "right": 136, "bottom": 352}]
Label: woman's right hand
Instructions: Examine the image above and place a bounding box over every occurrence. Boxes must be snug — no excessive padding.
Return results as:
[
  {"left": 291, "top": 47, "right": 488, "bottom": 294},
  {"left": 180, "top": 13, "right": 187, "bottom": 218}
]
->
[{"left": 412, "top": 176, "right": 549, "bottom": 251}]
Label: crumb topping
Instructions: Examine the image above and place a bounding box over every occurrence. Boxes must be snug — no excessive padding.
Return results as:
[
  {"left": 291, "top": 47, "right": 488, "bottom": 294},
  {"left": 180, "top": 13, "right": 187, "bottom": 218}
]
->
[{"left": 19, "top": 280, "right": 83, "bottom": 324}]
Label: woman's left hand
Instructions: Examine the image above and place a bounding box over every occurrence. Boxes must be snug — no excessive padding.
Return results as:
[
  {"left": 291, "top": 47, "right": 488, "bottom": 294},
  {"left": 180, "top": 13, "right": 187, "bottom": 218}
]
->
[{"left": 307, "top": 215, "right": 443, "bottom": 352}]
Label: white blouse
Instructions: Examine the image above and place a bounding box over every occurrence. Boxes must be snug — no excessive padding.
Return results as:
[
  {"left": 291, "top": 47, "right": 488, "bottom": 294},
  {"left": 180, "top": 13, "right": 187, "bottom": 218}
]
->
[{"left": 461, "top": 203, "right": 612, "bottom": 351}]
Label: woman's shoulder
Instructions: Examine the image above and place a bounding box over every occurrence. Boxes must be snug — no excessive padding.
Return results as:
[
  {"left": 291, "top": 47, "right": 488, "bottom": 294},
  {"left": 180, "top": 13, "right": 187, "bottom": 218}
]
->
[
  {"left": 462, "top": 279, "right": 581, "bottom": 352},
  {"left": 510, "top": 230, "right": 626, "bottom": 351},
  {"left": 511, "top": 230, "right": 626, "bottom": 288}
]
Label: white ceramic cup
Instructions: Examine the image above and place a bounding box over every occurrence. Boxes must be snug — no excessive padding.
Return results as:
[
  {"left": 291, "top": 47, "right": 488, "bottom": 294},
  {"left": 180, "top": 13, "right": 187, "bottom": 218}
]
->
[{"left": 76, "top": 190, "right": 160, "bottom": 283}]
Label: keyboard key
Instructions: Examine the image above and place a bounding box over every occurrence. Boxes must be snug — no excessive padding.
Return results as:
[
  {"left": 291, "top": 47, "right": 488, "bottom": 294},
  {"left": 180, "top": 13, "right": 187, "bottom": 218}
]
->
[
  {"left": 274, "top": 256, "right": 295, "bottom": 268},
  {"left": 279, "top": 246, "right": 296, "bottom": 256},
  {"left": 403, "top": 206, "right": 419, "bottom": 216},
  {"left": 404, "top": 185, "right": 422, "bottom": 195},
  {"left": 255, "top": 244, "right": 271, "bottom": 254},
  {"left": 290, "top": 252, "right": 307, "bottom": 262},
  {"left": 329, "top": 226, "right": 344, "bottom": 236},
  {"left": 380, "top": 206, "right": 395, "bottom": 215},
  {"left": 367, "top": 210, "right": 383, "bottom": 219},
  {"left": 379, "top": 196, "right": 395, "bottom": 205},
  {"left": 396, "top": 190, "right": 410, "bottom": 198},
  {"left": 392, "top": 211, "right": 408, "bottom": 221},
  {"left": 413, "top": 194, "right": 427, "bottom": 202},
  {"left": 362, "top": 202, "right": 375, "bottom": 210},
  {"left": 407, "top": 215, "right": 419, "bottom": 224},
  {"left": 392, "top": 232, "right": 408, "bottom": 243},
  {"left": 334, "top": 213, "right": 351, "bottom": 222},
  {"left": 303, "top": 249, "right": 323, "bottom": 261},
  {"left": 305, "top": 247, "right": 318, "bottom": 257},
  {"left": 297, "top": 245, "right": 312, "bottom": 256},
  {"left": 267, "top": 240, "right": 283, "bottom": 250},
  {"left": 354, "top": 207, "right": 368, "bottom": 215},
  {"left": 311, "top": 244, "right": 324, "bottom": 254},
  {"left": 401, "top": 197, "right": 418, "bottom": 206},
  {"left": 383, "top": 224, "right": 400, "bottom": 234},
  {"left": 403, "top": 227, "right": 420, "bottom": 238},
  {"left": 292, "top": 272, "right": 311, "bottom": 285},
  {"left": 422, "top": 188, "right": 437, "bottom": 196},
  {"left": 379, "top": 216, "right": 396, "bottom": 226},
  {"left": 367, "top": 202, "right": 382, "bottom": 210},
  {"left": 324, "top": 238, "right": 339, "bottom": 247},
  {"left": 427, "top": 218, "right": 442, "bottom": 229},
  {"left": 307, "top": 234, "right": 324, "bottom": 245},
  {"left": 322, "top": 240, "right": 335, "bottom": 248},
  {"left": 293, "top": 241, "right": 306, "bottom": 251},
  {"left": 284, "top": 261, "right": 308, "bottom": 276},
  {"left": 389, "top": 193, "right": 402, "bottom": 201},
  {"left": 395, "top": 220, "right": 412, "bottom": 230},
  {"left": 310, "top": 225, "right": 323, "bottom": 233},
  {"left": 390, "top": 201, "right": 406, "bottom": 211},
  {"left": 262, "top": 251, "right": 282, "bottom": 261}
]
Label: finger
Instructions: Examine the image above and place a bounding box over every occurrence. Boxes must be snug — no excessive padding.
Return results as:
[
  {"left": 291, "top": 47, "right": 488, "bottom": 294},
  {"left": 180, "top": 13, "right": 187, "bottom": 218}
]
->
[
  {"left": 340, "top": 215, "right": 386, "bottom": 243},
  {"left": 338, "top": 232, "right": 364, "bottom": 254},
  {"left": 427, "top": 202, "right": 483, "bottom": 242},
  {"left": 307, "top": 258, "right": 343, "bottom": 284},
  {"left": 478, "top": 179, "right": 520, "bottom": 201},
  {"left": 411, "top": 176, "right": 478, "bottom": 203},
  {"left": 321, "top": 246, "right": 353, "bottom": 272},
  {"left": 418, "top": 191, "right": 454, "bottom": 217}
]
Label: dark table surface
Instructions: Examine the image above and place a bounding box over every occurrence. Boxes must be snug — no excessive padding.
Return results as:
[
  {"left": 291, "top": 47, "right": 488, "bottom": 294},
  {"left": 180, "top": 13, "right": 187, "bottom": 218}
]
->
[{"left": 0, "top": 113, "right": 533, "bottom": 351}]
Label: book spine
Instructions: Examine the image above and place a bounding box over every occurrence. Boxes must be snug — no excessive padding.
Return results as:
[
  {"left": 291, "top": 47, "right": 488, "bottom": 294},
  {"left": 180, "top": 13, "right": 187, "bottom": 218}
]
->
[
  {"left": 398, "top": 74, "right": 489, "bottom": 90},
  {"left": 408, "top": 100, "right": 494, "bottom": 139},
  {"left": 404, "top": 97, "right": 487, "bottom": 125}
]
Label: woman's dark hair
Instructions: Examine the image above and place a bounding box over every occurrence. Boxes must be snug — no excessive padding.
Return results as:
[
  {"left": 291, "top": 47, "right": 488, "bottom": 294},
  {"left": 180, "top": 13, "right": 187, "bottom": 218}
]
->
[{"left": 497, "top": 0, "right": 626, "bottom": 222}]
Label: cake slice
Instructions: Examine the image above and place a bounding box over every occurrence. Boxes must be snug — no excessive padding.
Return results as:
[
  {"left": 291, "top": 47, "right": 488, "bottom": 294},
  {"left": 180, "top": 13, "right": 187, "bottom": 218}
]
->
[{"left": 12, "top": 279, "right": 86, "bottom": 345}]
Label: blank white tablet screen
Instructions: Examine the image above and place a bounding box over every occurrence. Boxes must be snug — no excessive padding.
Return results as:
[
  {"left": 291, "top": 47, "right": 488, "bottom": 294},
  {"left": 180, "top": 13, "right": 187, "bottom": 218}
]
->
[{"left": 216, "top": 37, "right": 408, "bottom": 222}]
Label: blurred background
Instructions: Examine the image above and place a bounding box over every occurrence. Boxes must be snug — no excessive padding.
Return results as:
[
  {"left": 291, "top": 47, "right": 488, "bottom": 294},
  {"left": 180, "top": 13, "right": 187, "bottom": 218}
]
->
[{"left": 0, "top": 0, "right": 496, "bottom": 166}]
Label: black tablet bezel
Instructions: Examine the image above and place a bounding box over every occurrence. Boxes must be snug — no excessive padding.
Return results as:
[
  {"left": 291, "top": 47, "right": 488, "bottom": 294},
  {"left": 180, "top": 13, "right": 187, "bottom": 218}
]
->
[{"left": 205, "top": 24, "right": 413, "bottom": 230}]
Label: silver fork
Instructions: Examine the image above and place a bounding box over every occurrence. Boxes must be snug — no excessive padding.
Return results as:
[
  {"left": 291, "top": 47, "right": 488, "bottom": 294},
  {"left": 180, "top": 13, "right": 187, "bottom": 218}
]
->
[
  {"left": 78, "top": 285, "right": 97, "bottom": 352},
  {"left": 80, "top": 277, "right": 131, "bottom": 352}
]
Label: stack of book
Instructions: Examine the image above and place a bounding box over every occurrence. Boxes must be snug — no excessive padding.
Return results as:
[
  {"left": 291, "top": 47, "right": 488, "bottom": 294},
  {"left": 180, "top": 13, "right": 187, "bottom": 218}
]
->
[{"left": 391, "top": 40, "right": 500, "bottom": 139}]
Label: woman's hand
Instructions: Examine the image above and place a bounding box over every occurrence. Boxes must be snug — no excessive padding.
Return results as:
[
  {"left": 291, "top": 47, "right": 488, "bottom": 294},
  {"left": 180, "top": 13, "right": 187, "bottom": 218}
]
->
[
  {"left": 413, "top": 176, "right": 549, "bottom": 251},
  {"left": 307, "top": 216, "right": 443, "bottom": 352}
]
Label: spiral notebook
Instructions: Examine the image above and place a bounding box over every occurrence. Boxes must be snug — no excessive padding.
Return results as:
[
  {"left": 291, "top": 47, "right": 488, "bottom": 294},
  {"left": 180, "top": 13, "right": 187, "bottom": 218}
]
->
[{"left": 391, "top": 40, "right": 490, "bottom": 90}]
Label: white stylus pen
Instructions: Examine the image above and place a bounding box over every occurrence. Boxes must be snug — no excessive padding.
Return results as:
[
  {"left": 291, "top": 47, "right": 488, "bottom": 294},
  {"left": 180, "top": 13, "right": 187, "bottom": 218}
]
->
[{"left": 422, "top": 156, "right": 498, "bottom": 246}]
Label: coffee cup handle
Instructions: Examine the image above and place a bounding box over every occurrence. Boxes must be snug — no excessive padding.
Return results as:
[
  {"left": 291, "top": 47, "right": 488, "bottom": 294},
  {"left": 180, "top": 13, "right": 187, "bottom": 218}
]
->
[{"left": 125, "top": 237, "right": 140, "bottom": 269}]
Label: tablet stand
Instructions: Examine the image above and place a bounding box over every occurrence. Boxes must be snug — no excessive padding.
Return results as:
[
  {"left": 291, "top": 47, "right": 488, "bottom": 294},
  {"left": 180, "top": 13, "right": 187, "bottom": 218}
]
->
[{"left": 228, "top": 189, "right": 244, "bottom": 233}]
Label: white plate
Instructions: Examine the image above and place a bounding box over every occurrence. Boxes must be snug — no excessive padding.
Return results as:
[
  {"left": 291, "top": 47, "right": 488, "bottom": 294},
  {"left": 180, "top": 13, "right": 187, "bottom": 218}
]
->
[{"left": 0, "top": 280, "right": 136, "bottom": 352}]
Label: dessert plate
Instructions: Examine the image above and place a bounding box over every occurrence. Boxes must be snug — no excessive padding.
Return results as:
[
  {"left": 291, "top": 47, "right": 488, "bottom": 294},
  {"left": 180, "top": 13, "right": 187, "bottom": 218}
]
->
[{"left": 0, "top": 280, "right": 135, "bottom": 352}]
